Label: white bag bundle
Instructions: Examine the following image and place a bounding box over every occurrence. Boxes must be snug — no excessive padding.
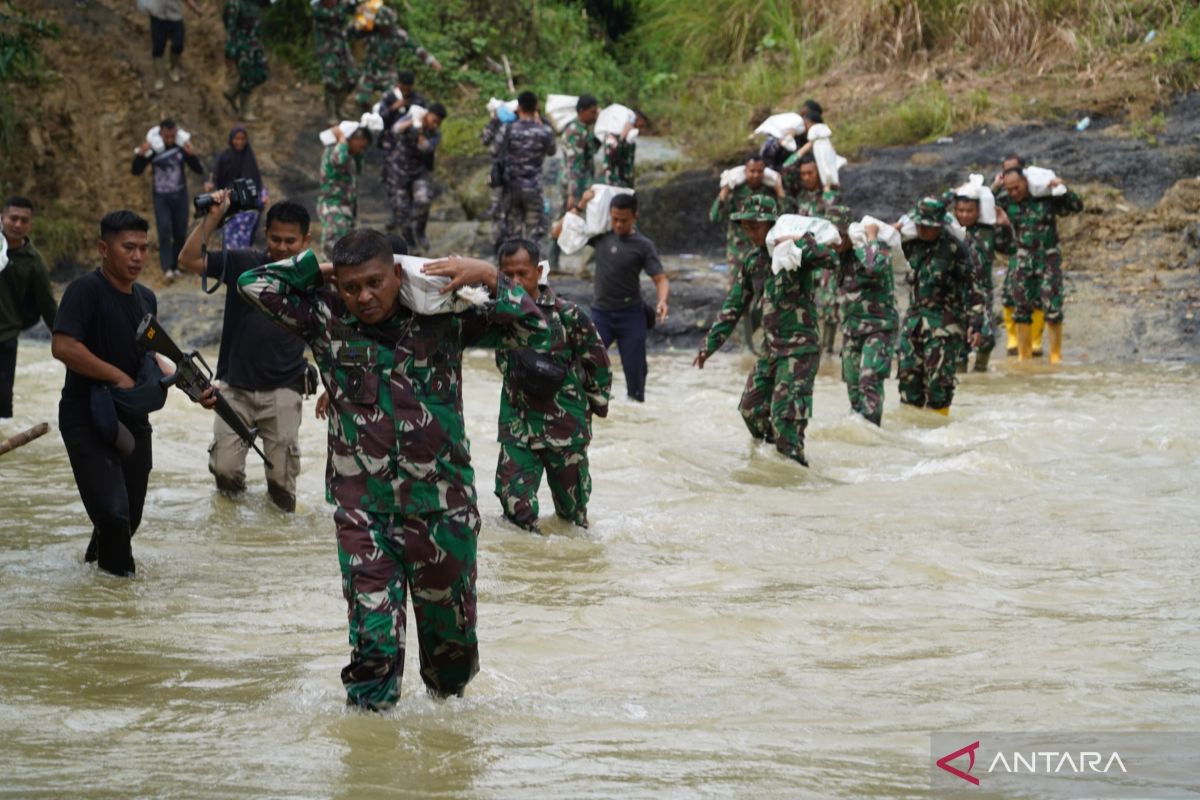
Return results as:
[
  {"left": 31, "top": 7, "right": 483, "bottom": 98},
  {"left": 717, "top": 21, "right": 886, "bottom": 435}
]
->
[
  {"left": 486, "top": 97, "right": 518, "bottom": 117},
  {"left": 545, "top": 94, "right": 579, "bottom": 132},
  {"left": 765, "top": 215, "right": 842, "bottom": 274},
  {"left": 538, "top": 259, "right": 551, "bottom": 286},
  {"left": 1024, "top": 165, "right": 1068, "bottom": 197},
  {"left": 594, "top": 104, "right": 637, "bottom": 140},
  {"left": 754, "top": 112, "right": 805, "bottom": 147},
  {"left": 556, "top": 212, "right": 589, "bottom": 255},
  {"left": 584, "top": 184, "right": 635, "bottom": 236},
  {"left": 0, "top": 222, "right": 8, "bottom": 274},
  {"left": 719, "top": 165, "right": 781, "bottom": 190},
  {"left": 397, "top": 255, "right": 490, "bottom": 315},
  {"left": 806, "top": 124, "right": 845, "bottom": 188},
  {"left": 320, "top": 112, "right": 384, "bottom": 146},
  {"left": 954, "top": 173, "right": 997, "bottom": 224},
  {"left": 146, "top": 125, "right": 191, "bottom": 154},
  {"left": 848, "top": 215, "right": 909, "bottom": 273}
]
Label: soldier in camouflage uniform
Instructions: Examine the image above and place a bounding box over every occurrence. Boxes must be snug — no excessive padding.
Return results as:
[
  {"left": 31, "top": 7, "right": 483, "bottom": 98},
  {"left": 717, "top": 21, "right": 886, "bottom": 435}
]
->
[
  {"left": 493, "top": 92, "right": 557, "bottom": 253},
  {"left": 351, "top": 5, "right": 442, "bottom": 112},
  {"left": 694, "top": 195, "right": 826, "bottom": 466},
  {"left": 948, "top": 192, "right": 1010, "bottom": 372},
  {"left": 781, "top": 152, "right": 842, "bottom": 354},
  {"left": 990, "top": 154, "right": 1025, "bottom": 356},
  {"left": 380, "top": 102, "right": 446, "bottom": 253},
  {"left": 313, "top": 0, "right": 357, "bottom": 124},
  {"left": 562, "top": 95, "right": 601, "bottom": 212},
  {"left": 896, "top": 197, "right": 985, "bottom": 415},
  {"left": 710, "top": 154, "right": 785, "bottom": 269},
  {"left": 601, "top": 127, "right": 636, "bottom": 189},
  {"left": 997, "top": 167, "right": 1083, "bottom": 362},
  {"left": 237, "top": 231, "right": 549, "bottom": 711},
  {"left": 833, "top": 211, "right": 898, "bottom": 426},
  {"left": 316, "top": 126, "right": 371, "bottom": 258},
  {"left": 221, "top": 0, "right": 270, "bottom": 121},
  {"left": 492, "top": 240, "right": 611, "bottom": 531}
]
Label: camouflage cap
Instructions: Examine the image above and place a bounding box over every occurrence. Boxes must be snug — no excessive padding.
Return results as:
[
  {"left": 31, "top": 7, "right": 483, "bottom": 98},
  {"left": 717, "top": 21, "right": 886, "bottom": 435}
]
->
[
  {"left": 821, "top": 204, "right": 853, "bottom": 229},
  {"left": 731, "top": 194, "right": 780, "bottom": 222},
  {"left": 913, "top": 196, "right": 946, "bottom": 227}
]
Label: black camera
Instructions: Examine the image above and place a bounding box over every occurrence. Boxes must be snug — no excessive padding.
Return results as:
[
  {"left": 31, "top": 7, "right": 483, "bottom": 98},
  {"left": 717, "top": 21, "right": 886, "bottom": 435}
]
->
[{"left": 193, "top": 177, "right": 258, "bottom": 221}]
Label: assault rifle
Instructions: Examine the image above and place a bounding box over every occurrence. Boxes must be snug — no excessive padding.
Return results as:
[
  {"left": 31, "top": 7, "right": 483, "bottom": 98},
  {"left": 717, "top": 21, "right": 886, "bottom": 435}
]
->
[{"left": 136, "top": 314, "right": 273, "bottom": 469}]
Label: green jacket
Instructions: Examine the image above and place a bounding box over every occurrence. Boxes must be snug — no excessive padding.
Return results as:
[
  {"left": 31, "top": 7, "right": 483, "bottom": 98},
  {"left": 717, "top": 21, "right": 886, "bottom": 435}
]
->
[
  {"left": 0, "top": 238, "right": 57, "bottom": 343},
  {"left": 837, "top": 240, "right": 898, "bottom": 336}
]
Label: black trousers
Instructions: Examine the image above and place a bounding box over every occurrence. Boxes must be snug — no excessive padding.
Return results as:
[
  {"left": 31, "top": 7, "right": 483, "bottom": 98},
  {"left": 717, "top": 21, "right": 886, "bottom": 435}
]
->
[
  {"left": 150, "top": 16, "right": 185, "bottom": 57},
  {"left": 0, "top": 337, "right": 17, "bottom": 418},
  {"left": 59, "top": 398, "right": 153, "bottom": 577}
]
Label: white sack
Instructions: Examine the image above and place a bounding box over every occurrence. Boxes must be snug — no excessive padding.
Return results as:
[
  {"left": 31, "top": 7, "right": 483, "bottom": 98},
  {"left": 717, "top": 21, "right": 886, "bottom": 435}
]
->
[
  {"left": 396, "top": 255, "right": 489, "bottom": 315},
  {"left": 486, "top": 97, "right": 518, "bottom": 117},
  {"left": 806, "top": 124, "right": 844, "bottom": 188},
  {"left": 754, "top": 112, "right": 805, "bottom": 141},
  {"left": 848, "top": 215, "right": 909, "bottom": 273},
  {"left": 954, "top": 173, "right": 997, "bottom": 224},
  {"left": 719, "top": 165, "right": 781, "bottom": 190},
  {"left": 545, "top": 94, "right": 579, "bottom": 132},
  {"left": 0, "top": 222, "right": 8, "bottom": 274},
  {"left": 319, "top": 112, "right": 384, "bottom": 146},
  {"left": 1024, "top": 166, "right": 1068, "bottom": 197},
  {"left": 594, "top": 104, "right": 636, "bottom": 139},
  {"left": 584, "top": 184, "right": 635, "bottom": 236},
  {"left": 146, "top": 126, "right": 191, "bottom": 154},
  {"left": 538, "top": 259, "right": 551, "bottom": 286},
  {"left": 556, "top": 212, "right": 589, "bottom": 255},
  {"left": 765, "top": 215, "right": 842, "bottom": 274}
]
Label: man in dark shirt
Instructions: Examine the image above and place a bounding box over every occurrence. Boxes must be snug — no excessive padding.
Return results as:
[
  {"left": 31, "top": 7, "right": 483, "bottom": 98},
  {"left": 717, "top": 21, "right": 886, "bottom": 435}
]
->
[
  {"left": 178, "top": 194, "right": 312, "bottom": 511},
  {"left": 52, "top": 211, "right": 214, "bottom": 576},
  {"left": 132, "top": 119, "right": 204, "bottom": 282},
  {"left": 494, "top": 91, "right": 557, "bottom": 253},
  {"left": 1, "top": 196, "right": 58, "bottom": 418},
  {"left": 578, "top": 192, "right": 669, "bottom": 402}
]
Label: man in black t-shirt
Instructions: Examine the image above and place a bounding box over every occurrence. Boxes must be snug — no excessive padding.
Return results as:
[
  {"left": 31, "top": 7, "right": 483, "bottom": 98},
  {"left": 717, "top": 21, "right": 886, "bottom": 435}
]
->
[
  {"left": 179, "top": 194, "right": 311, "bottom": 511},
  {"left": 577, "top": 192, "right": 669, "bottom": 402},
  {"left": 52, "top": 210, "right": 212, "bottom": 576}
]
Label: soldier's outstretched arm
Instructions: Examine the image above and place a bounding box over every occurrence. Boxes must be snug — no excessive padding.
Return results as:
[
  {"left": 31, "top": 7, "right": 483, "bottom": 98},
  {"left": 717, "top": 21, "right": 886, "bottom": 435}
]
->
[
  {"left": 423, "top": 257, "right": 549, "bottom": 350},
  {"left": 699, "top": 264, "right": 753, "bottom": 358},
  {"left": 237, "top": 249, "right": 328, "bottom": 342},
  {"left": 1053, "top": 188, "right": 1085, "bottom": 215}
]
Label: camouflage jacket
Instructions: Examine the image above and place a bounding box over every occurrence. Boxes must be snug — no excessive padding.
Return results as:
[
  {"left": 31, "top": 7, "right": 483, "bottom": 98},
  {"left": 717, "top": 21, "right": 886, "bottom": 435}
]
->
[
  {"left": 709, "top": 182, "right": 777, "bottom": 264},
  {"left": 318, "top": 141, "right": 360, "bottom": 209},
  {"left": 383, "top": 125, "right": 439, "bottom": 182},
  {"left": 355, "top": 8, "right": 437, "bottom": 86},
  {"left": 837, "top": 241, "right": 898, "bottom": 336},
  {"left": 497, "top": 119, "right": 557, "bottom": 192},
  {"left": 782, "top": 173, "right": 840, "bottom": 215},
  {"left": 901, "top": 230, "right": 985, "bottom": 333},
  {"left": 998, "top": 190, "right": 1083, "bottom": 266},
  {"left": 223, "top": 0, "right": 263, "bottom": 40},
  {"left": 481, "top": 116, "right": 505, "bottom": 157},
  {"left": 703, "top": 243, "right": 823, "bottom": 357},
  {"left": 312, "top": 1, "right": 355, "bottom": 83},
  {"left": 963, "top": 223, "right": 1007, "bottom": 294},
  {"left": 237, "top": 251, "right": 549, "bottom": 515},
  {"left": 561, "top": 119, "right": 599, "bottom": 205},
  {"left": 601, "top": 136, "right": 635, "bottom": 188},
  {"left": 495, "top": 287, "right": 612, "bottom": 450}
]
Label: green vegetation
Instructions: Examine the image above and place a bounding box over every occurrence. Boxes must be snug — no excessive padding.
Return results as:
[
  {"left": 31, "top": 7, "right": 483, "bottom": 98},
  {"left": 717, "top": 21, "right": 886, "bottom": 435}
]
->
[{"left": 0, "top": 0, "right": 59, "bottom": 82}]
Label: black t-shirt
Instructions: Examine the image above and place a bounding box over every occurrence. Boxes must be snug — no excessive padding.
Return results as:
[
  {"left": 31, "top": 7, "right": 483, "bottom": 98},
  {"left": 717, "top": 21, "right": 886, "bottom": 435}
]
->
[
  {"left": 589, "top": 231, "right": 664, "bottom": 311},
  {"left": 54, "top": 269, "right": 157, "bottom": 401},
  {"left": 205, "top": 249, "right": 306, "bottom": 391}
]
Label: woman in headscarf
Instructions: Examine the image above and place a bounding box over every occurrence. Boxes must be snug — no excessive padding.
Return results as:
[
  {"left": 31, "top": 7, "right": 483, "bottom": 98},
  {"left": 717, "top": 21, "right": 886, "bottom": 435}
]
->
[{"left": 206, "top": 125, "right": 268, "bottom": 249}]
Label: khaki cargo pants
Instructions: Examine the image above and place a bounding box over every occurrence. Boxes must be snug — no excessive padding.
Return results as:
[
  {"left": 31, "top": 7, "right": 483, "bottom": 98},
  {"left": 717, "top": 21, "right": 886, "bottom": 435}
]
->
[{"left": 208, "top": 385, "right": 303, "bottom": 511}]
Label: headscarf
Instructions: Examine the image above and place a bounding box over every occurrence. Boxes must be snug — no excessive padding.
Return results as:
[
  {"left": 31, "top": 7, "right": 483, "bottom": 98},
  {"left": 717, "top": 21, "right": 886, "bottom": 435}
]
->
[{"left": 210, "top": 125, "right": 263, "bottom": 192}]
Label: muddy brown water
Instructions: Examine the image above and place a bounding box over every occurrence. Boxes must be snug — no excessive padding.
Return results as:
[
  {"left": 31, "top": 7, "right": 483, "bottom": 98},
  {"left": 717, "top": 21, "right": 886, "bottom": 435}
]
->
[{"left": 2, "top": 343, "right": 1198, "bottom": 798}]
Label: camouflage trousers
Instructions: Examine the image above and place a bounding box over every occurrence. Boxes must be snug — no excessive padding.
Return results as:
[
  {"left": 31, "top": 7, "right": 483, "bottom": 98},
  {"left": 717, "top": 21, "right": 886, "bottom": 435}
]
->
[
  {"left": 318, "top": 199, "right": 355, "bottom": 259},
  {"left": 495, "top": 442, "right": 591, "bottom": 530},
  {"left": 1011, "top": 250, "right": 1065, "bottom": 324},
  {"left": 897, "top": 313, "right": 961, "bottom": 410},
  {"left": 334, "top": 505, "right": 481, "bottom": 710},
  {"left": 388, "top": 173, "right": 433, "bottom": 239},
  {"left": 960, "top": 290, "right": 997, "bottom": 365},
  {"left": 1001, "top": 255, "right": 1016, "bottom": 308},
  {"left": 225, "top": 32, "right": 268, "bottom": 93},
  {"left": 841, "top": 330, "right": 894, "bottom": 426},
  {"left": 318, "top": 43, "right": 356, "bottom": 93},
  {"left": 816, "top": 267, "right": 840, "bottom": 326},
  {"left": 354, "top": 68, "right": 394, "bottom": 110},
  {"left": 739, "top": 352, "right": 820, "bottom": 463},
  {"left": 494, "top": 187, "right": 548, "bottom": 250}
]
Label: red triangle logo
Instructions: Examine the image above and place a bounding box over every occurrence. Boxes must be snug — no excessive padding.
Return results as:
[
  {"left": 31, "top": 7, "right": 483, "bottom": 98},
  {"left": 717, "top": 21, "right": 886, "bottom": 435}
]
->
[{"left": 937, "top": 740, "right": 981, "bottom": 786}]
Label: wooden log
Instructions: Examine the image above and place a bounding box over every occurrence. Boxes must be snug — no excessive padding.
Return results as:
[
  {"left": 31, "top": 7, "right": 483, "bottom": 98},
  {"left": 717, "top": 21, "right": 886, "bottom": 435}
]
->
[{"left": 0, "top": 422, "right": 50, "bottom": 456}]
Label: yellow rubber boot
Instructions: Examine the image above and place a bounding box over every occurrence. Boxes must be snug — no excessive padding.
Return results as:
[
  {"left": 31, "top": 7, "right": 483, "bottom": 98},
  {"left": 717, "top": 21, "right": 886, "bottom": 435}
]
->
[
  {"left": 1016, "top": 322, "right": 1033, "bottom": 361},
  {"left": 930, "top": 406, "right": 949, "bottom": 416},
  {"left": 1003, "top": 307, "right": 1018, "bottom": 355},
  {"left": 1030, "top": 309, "right": 1046, "bottom": 357},
  {"left": 1047, "top": 322, "right": 1063, "bottom": 364}
]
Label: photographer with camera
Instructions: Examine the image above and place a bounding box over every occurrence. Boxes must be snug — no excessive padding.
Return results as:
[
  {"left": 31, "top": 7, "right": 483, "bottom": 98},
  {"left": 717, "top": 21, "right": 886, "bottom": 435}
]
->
[
  {"left": 178, "top": 190, "right": 314, "bottom": 512},
  {"left": 132, "top": 119, "right": 204, "bottom": 283},
  {"left": 205, "top": 125, "right": 267, "bottom": 249}
]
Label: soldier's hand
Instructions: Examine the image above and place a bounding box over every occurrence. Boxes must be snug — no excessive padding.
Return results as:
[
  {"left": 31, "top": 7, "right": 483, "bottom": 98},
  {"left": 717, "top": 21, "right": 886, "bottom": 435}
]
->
[
  {"left": 578, "top": 187, "right": 595, "bottom": 207},
  {"left": 423, "top": 256, "right": 499, "bottom": 293},
  {"left": 656, "top": 299, "right": 668, "bottom": 322},
  {"left": 968, "top": 329, "right": 983, "bottom": 349},
  {"left": 430, "top": 57, "right": 444, "bottom": 72},
  {"left": 718, "top": 186, "right": 731, "bottom": 201},
  {"left": 315, "top": 392, "right": 330, "bottom": 420},
  {"left": 138, "top": 140, "right": 152, "bottom": 156},
  {"left": 183, "top": 141, "right": 195, "bottom": 156},
  {"left": 113, "top": 371, "right": 136, "bottom": 390},
  {"left": 195, "top": 386, "right": 219, "bottom": 409},
  {"left": 864, "top": 223, "right": 880, "bottom": 239},
  {"left": 693, "top": 350, "right": 708, "bottom": 369},
  {"left": 995, "top": 208, "right": 1010, "bottom": 226}
]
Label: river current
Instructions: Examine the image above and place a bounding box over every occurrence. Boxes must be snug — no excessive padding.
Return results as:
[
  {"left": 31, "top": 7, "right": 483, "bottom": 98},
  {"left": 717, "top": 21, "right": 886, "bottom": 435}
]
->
[{"left": 2, "top": 342, "right": 1197, "bottom": 798}]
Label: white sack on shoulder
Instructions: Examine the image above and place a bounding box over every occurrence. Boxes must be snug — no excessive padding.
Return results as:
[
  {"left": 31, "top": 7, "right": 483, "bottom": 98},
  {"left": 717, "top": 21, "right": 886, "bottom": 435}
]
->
[
  {"left": 765, "top": 215, "right": 842, "bottom": 275},
  {"left": 805, "top": 124, "right": 842, "bottom": 188},
  {"left": 319, "top": 112, "right": 384, "bottom": 146},
  {"left": 754, "top": 112, "right": 805, "bottom": 141},
  {"left": 556, "top": 212, "right": 589, "bottom": 255},
  {"left": 848, "top": 215, "right": 909, "bottom": 273},
  {"left": 396, "top": 255, "right": 489, "bottom": 315},
  {"left": 594, "top": 104, "right": 636, "bottom": 139},
  {"left": 954, "top": 173, "right": 997, "bottom": 224},
  {"left": 1024, "top": 165, "right": 1068, "bottom": 197},
  {"left": 0, "top": 222, "right": 7, "bottom": 274},
  {"left": 146, "top": 125, "right": 191, "bottom": 154},
  {"left": 584, "top": 184, "right": 635, "bottom": 236},
  {"left": 545, "top": 94, "right": 579, "bottom": 132},
  {"left": 719, "top": 165, "right": 781, "bottom": 190},
  {"left": 486, "top": 97, "right": 518, "bottom": 117},
  {"left": 898, "top": 214, "right": 917, "bottom": 241},
  {"left": 538, "top": 259, "right": 551, "bottom": 286}
]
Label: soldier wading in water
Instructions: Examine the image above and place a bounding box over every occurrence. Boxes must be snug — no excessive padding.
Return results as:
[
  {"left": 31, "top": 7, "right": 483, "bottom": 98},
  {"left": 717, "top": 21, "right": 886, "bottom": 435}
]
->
[{"left": 238, "top": 229, "right": 548, "bottom": 710}]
